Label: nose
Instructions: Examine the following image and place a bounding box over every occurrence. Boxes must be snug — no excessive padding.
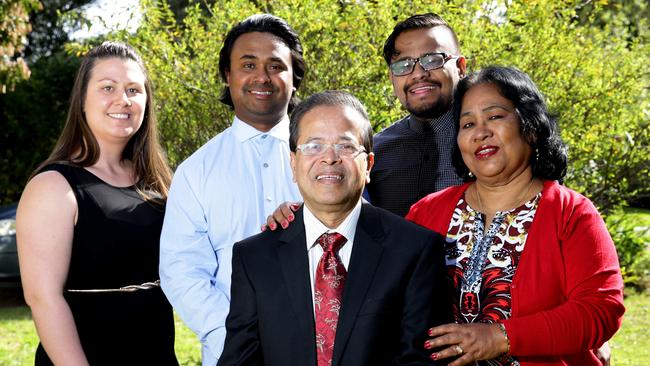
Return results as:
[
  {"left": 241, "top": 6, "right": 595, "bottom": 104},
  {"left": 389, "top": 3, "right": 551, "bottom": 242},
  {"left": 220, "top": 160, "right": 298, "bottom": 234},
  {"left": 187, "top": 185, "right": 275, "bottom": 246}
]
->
[
  {"left": 410, "top": 60, "right": 429, "bottom": 80},
  {"left": 115, "top": 90, "right": 132, "bottom": 107},
  {"left": 320, "top": 145, "right": 342, "bottom": 164},
  {"left": 253, "top": 67, "right": 272, "bottom": 84},
  {"left": 473, "top": 123, "right": 492, "bottom": 142}
]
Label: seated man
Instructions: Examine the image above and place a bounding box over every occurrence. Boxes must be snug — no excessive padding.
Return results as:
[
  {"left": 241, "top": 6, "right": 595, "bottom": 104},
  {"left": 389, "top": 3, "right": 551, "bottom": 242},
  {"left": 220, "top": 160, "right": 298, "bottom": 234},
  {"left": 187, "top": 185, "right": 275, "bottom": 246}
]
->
[{"left": 218, "top": 91, "right": 451, "bottom": 366}]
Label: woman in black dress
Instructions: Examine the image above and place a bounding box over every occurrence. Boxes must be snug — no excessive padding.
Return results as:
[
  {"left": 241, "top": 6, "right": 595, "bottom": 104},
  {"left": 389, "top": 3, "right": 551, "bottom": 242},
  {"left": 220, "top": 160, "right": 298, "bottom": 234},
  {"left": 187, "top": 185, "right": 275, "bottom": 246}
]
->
[{"left": 16, "top": 41, "right": 178, "bottom": 365}]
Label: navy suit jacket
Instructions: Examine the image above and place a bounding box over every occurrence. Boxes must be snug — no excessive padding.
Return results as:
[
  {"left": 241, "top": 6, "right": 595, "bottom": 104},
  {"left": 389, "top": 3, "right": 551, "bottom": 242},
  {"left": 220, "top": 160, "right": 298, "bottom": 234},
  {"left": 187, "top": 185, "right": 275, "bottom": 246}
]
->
[{"left": 218, "top": 203, "right": 451, "bottom": 366}]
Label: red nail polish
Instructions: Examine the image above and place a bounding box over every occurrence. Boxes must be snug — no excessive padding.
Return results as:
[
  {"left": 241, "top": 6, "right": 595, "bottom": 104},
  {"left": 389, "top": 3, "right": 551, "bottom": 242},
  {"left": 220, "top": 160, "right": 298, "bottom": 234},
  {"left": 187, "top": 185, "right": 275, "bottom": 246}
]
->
[
  {"left": 261, "top": 225, "right": 266, "bottom": 232},
  {"left": 288, "top": 215, "right": 294, "bottom": 221},
  {"left": 428, "top": 329, "right": 433, "bottom": 336},
  {"left": 424, "top": 341, "right": 431, "bottom": 349},
  {"left": 430, "top": 353, "right": 438, "bottom": 360},
  {"left": 281, "top": 221, "right": 288, "bottom": 229},
  {"left": 270, "top": 223, "right": 276, "bottom": 230}
]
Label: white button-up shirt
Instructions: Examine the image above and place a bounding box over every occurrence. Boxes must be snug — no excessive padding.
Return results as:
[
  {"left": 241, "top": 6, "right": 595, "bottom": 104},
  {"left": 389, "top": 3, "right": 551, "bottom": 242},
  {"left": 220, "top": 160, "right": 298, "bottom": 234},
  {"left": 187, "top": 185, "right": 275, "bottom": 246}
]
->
[{"left": 160, "top": 116, "right": 301, "bottom": 366}]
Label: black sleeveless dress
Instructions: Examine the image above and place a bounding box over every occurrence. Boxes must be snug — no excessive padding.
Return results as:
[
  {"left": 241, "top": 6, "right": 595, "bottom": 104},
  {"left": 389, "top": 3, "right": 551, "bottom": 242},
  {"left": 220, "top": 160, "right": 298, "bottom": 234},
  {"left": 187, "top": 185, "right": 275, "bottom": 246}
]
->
[{"left": 34, "top": 163, "right": 178, "bottom": 365}]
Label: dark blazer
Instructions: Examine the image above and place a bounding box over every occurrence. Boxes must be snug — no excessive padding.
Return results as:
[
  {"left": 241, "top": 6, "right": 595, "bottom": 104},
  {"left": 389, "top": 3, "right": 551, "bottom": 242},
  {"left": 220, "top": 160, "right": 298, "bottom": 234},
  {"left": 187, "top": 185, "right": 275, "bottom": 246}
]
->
[{"left": 218, "top": 203, "right": 451, "bottom": 366}]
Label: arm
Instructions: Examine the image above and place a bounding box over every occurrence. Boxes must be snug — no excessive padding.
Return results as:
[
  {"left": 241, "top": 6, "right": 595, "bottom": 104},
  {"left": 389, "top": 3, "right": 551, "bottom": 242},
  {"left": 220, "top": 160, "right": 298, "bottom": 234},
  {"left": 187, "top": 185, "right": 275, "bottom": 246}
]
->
[
  {"left": 395, "top": 232, "right": 453, "bottom": 365},
  {"left": 16, "top": 171, "right": 89, "bottom": 365},
  {"left": 217, "top": 244, "right": 262, "bottom": 366},
  {"left": 159, "top": 166, "right": 230, "bottom": 364},
  {"left": 504, "top": 199, "right": 625, "bottom": 356}
]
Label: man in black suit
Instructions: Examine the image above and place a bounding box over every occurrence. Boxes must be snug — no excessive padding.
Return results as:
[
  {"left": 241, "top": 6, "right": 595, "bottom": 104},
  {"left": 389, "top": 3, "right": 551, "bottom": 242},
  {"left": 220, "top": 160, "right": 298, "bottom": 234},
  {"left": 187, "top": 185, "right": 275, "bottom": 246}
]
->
[{"left": 218, "top": 91, "right": 451, "bottom": 366}]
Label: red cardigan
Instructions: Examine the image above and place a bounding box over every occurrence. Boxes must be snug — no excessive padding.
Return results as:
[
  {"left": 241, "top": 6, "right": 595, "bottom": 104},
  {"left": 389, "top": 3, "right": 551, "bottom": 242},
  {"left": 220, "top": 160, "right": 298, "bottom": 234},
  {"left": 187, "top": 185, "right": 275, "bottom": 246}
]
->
[{"left": 406, "top": 180, "right": 625, "bottom": 365}]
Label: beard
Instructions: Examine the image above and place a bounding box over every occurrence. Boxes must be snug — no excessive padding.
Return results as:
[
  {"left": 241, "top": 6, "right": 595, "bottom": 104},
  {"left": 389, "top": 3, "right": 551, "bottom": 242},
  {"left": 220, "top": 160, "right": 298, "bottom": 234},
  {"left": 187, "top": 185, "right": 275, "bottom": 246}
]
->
[{"left": 406, "top": 94, "right": 452, "bottom": 120}]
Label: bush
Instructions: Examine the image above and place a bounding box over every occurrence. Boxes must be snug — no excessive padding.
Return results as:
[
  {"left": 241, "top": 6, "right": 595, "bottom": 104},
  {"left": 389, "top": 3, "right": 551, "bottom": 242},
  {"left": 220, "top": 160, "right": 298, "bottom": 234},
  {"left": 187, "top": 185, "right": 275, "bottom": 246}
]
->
[
  {"left": 607, "top": 211, "right": 650, "bottom": 290},
  {"left": 94, "top": 0, "right": 648, "bottom": 216}
]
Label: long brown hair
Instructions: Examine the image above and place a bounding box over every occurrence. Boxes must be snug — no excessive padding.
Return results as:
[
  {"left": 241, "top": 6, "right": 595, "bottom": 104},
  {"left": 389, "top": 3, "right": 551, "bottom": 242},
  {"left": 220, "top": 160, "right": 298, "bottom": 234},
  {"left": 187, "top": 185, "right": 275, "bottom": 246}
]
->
[{"left": 34, "top": 41, "right": 172, "bottom": 202}]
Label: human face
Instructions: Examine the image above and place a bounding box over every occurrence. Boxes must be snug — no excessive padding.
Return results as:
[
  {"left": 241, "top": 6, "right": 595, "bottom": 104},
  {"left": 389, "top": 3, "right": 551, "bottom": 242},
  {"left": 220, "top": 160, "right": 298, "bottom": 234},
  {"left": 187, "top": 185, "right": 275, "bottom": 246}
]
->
[
  {"left": 84, "top": 58, "right": 147, "bottom": 145},
  {"left": 226, "top": 32, "right": 294, "bottom": 131},
  {"left": 457, "top": 83, "right": 533, "bottom": 185},
  {"left": 389, "top": 27, "right": 466, "bottom": 120},
  {"left": 290, "top": 105, "right": 374, "bottom": 216}
]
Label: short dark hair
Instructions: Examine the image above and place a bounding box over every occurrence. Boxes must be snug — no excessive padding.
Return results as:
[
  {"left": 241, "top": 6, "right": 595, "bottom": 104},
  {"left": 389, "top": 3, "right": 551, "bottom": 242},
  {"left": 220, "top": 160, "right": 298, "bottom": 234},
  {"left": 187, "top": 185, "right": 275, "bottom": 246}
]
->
[
  {"left": 289, "top": 91, "right": 373, "bottom": 154},
  {"left": 451, "top": 66, "right": 568, "bottom": 181},
  {"left": 383, "top": 13, "right": 460, "bottom": 65},
  {"left": 218, "top": 14, "right": 306, "bottom": 112}
]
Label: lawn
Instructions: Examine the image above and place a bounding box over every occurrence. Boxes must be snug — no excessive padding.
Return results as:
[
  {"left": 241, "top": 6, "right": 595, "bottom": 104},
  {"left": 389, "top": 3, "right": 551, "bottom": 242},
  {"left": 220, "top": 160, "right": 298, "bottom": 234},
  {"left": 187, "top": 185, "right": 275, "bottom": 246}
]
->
[{"left": 0, "top": 290, "right": 648, "bottom": 365}]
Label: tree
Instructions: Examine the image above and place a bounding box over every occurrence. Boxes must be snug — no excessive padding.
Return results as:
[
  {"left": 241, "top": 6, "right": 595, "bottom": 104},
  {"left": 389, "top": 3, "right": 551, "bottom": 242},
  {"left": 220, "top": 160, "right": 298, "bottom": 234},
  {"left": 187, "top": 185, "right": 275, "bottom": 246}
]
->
[
  {"left": 111, "top": 0, "right": 647, "bottom": 215},
  {"left": 0, "top": 0, "right": 42, "bottom": 93}
]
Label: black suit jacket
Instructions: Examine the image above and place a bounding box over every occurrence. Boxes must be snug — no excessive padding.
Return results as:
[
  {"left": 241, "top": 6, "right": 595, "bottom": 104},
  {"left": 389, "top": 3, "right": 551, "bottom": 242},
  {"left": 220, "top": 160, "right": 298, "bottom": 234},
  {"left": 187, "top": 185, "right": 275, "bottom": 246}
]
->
[{"left": 218, "top": 203, "right": 451, "bottom": 366}]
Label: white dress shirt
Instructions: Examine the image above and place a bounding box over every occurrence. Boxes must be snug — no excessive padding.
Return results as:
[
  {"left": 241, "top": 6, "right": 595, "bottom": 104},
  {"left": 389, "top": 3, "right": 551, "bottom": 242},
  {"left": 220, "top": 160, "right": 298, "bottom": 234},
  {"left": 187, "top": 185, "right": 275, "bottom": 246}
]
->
[
  {"left": 159, "top": 116, "right": 301, "bottom": 366},
  {"left": 303, "top": 199, "right": 362, "bottom": 311}
]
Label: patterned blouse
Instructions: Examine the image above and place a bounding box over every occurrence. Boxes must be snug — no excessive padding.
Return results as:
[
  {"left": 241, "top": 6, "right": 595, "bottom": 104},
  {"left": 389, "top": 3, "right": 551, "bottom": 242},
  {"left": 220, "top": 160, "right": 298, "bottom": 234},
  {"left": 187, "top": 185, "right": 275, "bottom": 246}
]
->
[{"left": 445, "top": 192, "right": 542, "bottom": 366}]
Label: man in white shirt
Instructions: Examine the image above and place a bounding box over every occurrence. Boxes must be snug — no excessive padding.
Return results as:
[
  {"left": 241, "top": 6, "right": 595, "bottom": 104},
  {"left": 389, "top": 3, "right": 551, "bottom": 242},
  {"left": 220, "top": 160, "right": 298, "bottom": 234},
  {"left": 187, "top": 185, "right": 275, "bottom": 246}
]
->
[
  {"left": 218, "top": 91, "right": 451, "bottom": 366},
  {"left": 159, "top": 14, "right": 305, "bottom": 365}
]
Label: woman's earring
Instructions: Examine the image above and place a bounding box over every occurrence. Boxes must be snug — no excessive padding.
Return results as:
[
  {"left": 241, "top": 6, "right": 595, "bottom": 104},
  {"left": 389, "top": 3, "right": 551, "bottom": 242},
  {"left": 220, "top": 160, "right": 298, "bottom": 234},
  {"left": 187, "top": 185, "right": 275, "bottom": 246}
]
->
[{"left": 468, "top": 171, "right": 474, "bottom": 178}]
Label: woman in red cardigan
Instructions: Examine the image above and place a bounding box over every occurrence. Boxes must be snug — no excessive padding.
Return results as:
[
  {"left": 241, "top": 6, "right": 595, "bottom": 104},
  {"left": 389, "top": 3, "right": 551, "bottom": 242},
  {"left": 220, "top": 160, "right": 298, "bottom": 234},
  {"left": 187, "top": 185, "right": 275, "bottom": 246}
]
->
[{"left": 408, "top": 66, "right": 624, "bottom": 365}]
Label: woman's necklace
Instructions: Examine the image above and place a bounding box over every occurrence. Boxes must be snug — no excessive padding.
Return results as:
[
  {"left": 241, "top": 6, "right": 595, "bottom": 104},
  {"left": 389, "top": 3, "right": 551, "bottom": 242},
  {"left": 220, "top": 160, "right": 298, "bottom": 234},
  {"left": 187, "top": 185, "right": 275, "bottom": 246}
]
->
[{"left": 475, "top": 178, "right": 535, "bottom": 214}]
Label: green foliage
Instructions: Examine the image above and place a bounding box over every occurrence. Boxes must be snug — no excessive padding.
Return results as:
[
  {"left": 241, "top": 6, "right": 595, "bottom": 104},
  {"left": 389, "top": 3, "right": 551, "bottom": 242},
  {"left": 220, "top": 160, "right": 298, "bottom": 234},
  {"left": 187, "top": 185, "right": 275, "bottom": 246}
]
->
[
  {"left": 103, "top": 0, "right": 648, "bottom": 216},
  {"left": 607, "top": 209, "right": 650, "bottom": 290},
  {"left": 0, "top": 0, "right": 42, "bottom": 93},
  {"left": 0, "top": 50, "right": 81, "bottom": 204}
]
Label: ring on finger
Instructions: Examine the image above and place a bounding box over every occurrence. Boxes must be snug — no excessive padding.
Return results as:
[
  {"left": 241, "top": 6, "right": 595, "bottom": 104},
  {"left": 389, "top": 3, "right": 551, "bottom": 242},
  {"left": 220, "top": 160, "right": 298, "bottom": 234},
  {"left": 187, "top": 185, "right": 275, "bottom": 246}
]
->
[{"left": 453, "top": 344, "right": 464, "bottom": 355}]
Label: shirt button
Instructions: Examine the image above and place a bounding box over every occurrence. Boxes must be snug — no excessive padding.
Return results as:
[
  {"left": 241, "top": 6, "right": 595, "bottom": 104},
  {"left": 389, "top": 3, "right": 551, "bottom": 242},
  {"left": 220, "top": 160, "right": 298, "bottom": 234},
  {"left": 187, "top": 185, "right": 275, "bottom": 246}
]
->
[
  {"left": 261, "top": 135, "right": 268, "bottom": 139},
  {"left": 266, "top": 196, "right": 272, "bottom": 202},
  {"left": 263, "top": 163, "right": 269, "bottom": 168}
]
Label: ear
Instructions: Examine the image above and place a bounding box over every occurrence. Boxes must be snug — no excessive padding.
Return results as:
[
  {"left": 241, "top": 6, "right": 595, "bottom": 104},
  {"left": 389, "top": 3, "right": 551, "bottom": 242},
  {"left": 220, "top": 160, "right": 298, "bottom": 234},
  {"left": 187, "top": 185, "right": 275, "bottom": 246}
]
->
[
  {"left": 225, "top": 68, "right": 231, "bottom": 87},
  {"left": 456, "top": 56, "right": 467, "bottom": 78},
  {"left": 290, "top": 152, "right": 298, "bottom": 183},
  {"left": 365, "top": 152, "right": 375, "bottom": 184}
]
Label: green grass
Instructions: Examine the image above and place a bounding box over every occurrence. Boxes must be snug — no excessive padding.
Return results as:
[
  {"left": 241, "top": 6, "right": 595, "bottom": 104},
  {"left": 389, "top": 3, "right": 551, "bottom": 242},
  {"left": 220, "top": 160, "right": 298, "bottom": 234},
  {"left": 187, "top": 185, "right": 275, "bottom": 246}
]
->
[
  {"left": 0, "top": 303, "right": 200, "bottom": 366},
  {"left": 610, "top": 291, "right": 650, "bottom": 365},
  {"left": 1, "top": 292, "right": 649, "bottom": 365}
]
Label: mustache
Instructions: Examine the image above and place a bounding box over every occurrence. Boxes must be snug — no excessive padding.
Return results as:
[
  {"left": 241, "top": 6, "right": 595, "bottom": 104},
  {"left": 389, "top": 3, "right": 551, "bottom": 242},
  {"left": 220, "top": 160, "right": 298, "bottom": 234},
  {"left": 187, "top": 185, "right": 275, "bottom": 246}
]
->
[
  {"left": 403, "top": 79, "right": 441, "bottom": 94},
  {"left": 245, "top": 82, "right": 276, "bottom": 92}
]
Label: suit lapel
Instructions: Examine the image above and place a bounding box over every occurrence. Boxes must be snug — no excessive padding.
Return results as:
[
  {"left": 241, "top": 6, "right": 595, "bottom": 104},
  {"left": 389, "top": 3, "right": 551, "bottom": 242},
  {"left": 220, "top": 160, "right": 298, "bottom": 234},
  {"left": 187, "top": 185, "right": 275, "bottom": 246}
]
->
[
  {"left": 332, "top": 203, "right": 386, "bottom": 365},
  {"left": 276, "top": 208, "right": 316, "bottom": 355}
]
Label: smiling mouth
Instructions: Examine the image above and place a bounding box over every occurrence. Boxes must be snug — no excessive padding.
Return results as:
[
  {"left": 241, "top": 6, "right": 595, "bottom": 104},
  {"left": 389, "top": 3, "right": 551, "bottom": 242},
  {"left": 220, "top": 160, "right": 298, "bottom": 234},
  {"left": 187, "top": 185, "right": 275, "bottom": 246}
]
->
[
  {"left": 249, "top": 90, "right": 273, "bottom": 96},
  {"left": 475, "top": 146, "right": 499, "bottom": 159},
  {"left": 316, "top": 174, "right": 343, "bottom": 181},
  {"left": 408, "top": 84, "right": 440, "bottom": 94},
  {"left": 107, "top": 113, "right": 130, "bottom": 119}
]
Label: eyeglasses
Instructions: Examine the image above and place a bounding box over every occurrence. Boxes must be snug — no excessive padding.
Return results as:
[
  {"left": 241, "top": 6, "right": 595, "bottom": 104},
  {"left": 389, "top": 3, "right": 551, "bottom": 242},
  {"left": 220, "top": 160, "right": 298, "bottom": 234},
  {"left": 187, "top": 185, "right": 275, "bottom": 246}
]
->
[
  {"left": 389, "top": 53, "right": 457, "bottom": 76},
  {"left": 296, "top": 142, "right": 366, "bottom": 157}
]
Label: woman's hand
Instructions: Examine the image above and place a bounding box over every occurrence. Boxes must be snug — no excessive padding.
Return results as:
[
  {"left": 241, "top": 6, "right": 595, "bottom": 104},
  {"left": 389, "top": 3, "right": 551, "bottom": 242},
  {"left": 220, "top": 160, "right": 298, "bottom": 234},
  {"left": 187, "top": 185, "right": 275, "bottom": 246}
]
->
[
  {"left": 425, "top": 323, "right": 509, "bottom": 366},
  {"left": 261, "top": 202, "right": 302, "bottom": 231}
]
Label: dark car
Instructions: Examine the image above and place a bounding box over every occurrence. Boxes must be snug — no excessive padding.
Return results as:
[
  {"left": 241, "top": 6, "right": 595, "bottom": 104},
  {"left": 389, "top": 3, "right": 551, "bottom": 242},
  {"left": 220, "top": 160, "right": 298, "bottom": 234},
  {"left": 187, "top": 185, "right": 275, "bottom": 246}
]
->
[{"left": 0, "top": 203, "right": 20, "bottom": 287}]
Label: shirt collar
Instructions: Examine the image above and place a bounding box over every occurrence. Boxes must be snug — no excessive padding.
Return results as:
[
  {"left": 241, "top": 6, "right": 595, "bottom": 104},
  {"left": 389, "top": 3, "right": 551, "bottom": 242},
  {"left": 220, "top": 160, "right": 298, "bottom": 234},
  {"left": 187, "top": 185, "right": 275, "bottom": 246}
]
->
[
  {"left": 231, "top": 115, "right": 291, "bottom": 143},
  {"left": 303, "top": 199, "right": 362, "bottom": 251}
]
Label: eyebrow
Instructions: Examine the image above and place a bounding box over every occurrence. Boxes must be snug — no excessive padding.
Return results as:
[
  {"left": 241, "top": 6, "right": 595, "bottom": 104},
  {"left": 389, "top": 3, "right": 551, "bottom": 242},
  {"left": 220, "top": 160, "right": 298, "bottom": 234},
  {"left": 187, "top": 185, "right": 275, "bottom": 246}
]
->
[
  {"left": 239, "top": 55, "right": 287, "bottom": 64},
  {"left": 460, "top": 104, "right": 512, "bottom": 117}
]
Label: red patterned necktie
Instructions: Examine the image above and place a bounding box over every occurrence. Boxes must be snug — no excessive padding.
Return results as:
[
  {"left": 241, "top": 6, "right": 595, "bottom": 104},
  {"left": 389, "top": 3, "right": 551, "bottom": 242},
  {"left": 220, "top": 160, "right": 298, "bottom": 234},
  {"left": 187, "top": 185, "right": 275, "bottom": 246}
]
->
[{"left": 314, "top": 232, "right": 348, "bottom": 366}]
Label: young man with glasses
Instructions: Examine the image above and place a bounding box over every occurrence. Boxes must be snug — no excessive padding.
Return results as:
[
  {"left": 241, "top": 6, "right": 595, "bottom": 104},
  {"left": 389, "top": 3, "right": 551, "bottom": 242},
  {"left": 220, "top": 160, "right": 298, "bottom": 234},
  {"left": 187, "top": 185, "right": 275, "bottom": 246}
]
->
[
  {"left": 219, "top": 91, "right": 450, "bottom": 366},
  {"left": 366, "top": 13, "right": 467, "bottom": 217}
]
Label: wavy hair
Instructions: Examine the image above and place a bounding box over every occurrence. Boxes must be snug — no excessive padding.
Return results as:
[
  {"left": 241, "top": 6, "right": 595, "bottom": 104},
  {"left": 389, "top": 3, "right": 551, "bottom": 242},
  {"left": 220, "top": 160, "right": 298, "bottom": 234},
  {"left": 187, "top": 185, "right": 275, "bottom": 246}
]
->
[
  {"left": 452, "top": 66, "right": 568, "bottom": 181},
  {"left": 33, "top": 41, "right": 172, "bottom": 203}
]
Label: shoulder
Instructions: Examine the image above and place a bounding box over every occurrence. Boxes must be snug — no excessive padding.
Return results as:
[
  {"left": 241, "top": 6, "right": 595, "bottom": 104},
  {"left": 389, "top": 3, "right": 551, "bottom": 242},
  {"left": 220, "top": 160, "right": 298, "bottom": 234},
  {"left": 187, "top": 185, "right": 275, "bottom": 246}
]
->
[
  {"left": 362, "top": 203, "right": 438, "bottom": 239},
  {"left": 234, "top": 229, "right": 284, "bottom": 256},
  {"left": 172, "top": 127, "right": 236, "bottom": 183},
  {"left": 18, "top": 168, "right": 77, "bottom": 221},
  {"left": 411, "top": 184, "right": 466, "bottom": 212},
  {"left": 540, "top": 180, "right": 598, "bottom": 214},
  {"left": 374, "top": 116, "right": 410, "bottom": 145}
]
